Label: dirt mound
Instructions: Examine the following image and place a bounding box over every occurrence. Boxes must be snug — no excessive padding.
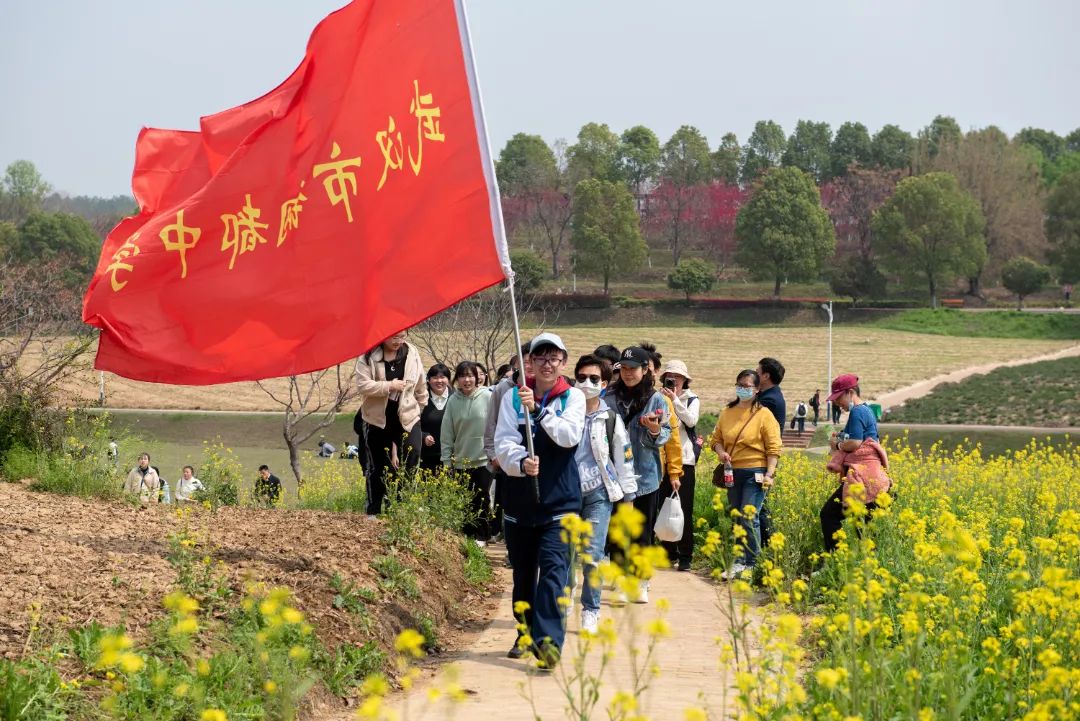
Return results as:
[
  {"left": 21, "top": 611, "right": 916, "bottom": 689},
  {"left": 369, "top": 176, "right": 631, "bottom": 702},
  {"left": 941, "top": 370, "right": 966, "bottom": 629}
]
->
[{"left": 0, "top": 482, "right": 495, "bottom": 673}]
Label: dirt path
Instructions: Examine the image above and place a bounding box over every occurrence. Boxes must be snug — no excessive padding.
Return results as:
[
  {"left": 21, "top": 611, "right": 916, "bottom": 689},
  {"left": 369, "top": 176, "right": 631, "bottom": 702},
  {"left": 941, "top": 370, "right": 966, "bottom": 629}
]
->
[
  {"left": 370, "top": 549, "right": 750, "bottom": 721},
  {"left": 873, "top": 343, "right": 1080, "bottom": 411}
]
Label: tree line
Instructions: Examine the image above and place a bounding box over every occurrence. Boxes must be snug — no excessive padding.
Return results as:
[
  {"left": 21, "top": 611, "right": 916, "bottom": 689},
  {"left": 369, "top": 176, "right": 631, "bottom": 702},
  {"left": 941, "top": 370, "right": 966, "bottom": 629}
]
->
[{"left": 498, "top": 118, "right": 1080, "bottom": 306}]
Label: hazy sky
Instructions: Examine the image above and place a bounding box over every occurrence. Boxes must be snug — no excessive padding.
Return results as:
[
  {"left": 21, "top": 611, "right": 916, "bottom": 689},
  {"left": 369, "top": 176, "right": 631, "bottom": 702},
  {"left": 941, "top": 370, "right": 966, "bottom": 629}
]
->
[{"left": 1, "top": 0, "right": 1077, "bottom": 197}]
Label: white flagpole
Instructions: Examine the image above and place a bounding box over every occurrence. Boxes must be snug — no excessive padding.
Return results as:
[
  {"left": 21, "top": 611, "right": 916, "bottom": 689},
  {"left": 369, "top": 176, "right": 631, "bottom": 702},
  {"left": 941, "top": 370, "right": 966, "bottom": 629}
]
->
[{"left": 454, "top": 0, "right": 539, "bottom": 501}]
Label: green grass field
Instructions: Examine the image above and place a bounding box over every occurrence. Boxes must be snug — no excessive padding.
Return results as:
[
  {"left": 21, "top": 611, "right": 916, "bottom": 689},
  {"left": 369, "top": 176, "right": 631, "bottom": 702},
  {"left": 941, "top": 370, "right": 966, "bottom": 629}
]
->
[
  {"left": 874, "top": 309, "right": 1080, "bottom": 340},
  {"left": 883, "top": 356, "right": 1080, "bottom": 427}
]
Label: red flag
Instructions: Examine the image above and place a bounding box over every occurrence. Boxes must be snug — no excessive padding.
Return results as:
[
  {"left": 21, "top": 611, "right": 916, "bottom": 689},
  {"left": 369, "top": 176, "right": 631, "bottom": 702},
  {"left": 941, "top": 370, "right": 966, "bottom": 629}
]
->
[{"left": 83, "top": 0, "right": 509, "bottom": 384}]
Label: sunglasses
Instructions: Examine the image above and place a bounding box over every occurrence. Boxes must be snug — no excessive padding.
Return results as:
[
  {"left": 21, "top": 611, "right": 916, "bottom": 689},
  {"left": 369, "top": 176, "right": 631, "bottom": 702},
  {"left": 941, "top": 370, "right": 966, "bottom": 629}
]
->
[{"left": 575, "top": 374, "right": 602, "bottom": 384}]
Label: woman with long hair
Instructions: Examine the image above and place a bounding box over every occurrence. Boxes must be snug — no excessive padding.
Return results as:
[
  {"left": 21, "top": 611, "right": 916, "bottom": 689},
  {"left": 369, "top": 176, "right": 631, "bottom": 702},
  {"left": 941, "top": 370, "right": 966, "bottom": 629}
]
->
[
  {"left": 355, "top": 330, "right": 428, "bottom": 516},
  {"left": 707, "top": 369, "right": 782, "bottom": 580},
  {"left": 604, "top": 346, "right": 671, "bottom": 604},
  {"left": 441, "top": 361, "right": 496, "bottom": 543},
  {"left": 420, "top": 363, "right": 452, "bottom": 471}
]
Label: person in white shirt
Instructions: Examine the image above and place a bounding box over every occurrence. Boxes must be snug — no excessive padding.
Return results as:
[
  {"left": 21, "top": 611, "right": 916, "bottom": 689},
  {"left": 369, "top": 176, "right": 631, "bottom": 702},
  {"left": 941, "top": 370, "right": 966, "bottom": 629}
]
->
[
  {"left": 659, "top": 360, "right": 701, "bottom": 571},
  {"left": 175, "top": 465, "right": 205, "bottom": 502}
]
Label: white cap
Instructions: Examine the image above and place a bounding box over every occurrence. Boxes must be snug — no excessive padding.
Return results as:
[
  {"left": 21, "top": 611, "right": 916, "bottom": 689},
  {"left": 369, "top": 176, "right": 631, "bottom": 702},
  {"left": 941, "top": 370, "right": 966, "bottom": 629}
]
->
[{"left": 529, "top": 332, "right": 567, "bottom": 353}]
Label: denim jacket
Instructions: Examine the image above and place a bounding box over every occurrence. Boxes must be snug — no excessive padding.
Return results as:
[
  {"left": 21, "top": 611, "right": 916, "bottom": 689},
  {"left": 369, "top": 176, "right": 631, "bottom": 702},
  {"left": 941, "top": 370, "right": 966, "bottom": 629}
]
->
[{"left": 607, "top": 391, "right": 671, "bottom": 495}]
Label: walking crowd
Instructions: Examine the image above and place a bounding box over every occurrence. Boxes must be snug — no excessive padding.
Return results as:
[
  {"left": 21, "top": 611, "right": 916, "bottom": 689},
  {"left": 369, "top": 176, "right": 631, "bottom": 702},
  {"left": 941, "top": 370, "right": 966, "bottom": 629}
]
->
[
  {"left": 115, "top": 325, "right": 887, "bottom": 671},
  {"left": 351, "top": 328, "right": 890, "bottom": 670}
]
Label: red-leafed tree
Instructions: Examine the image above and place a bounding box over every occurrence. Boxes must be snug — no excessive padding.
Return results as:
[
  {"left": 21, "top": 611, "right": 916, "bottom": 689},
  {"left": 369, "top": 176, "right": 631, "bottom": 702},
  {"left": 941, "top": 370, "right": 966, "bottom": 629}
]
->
[
  {"left": 703, "top": 183, "right": 748, "bottom": 268},
  {"left": 643, "top": 181, "right": 711, "bottom": 264},
  {"left": 819, "top": 167, "right": 902, "bottom": 258}
]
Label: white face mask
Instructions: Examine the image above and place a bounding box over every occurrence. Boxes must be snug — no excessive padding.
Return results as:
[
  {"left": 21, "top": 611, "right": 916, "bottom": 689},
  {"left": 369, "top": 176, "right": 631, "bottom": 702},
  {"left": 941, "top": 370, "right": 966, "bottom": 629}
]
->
[{"left": 577, "top": 380, "right": 602, "bottom": 399}]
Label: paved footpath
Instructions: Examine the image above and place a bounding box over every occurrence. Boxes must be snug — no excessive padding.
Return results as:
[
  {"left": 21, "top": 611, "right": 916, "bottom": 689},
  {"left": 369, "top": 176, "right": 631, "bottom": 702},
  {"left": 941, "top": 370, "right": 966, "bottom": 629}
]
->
[{"left": 382, "top": 551, "right": 749, "bottom": 721}]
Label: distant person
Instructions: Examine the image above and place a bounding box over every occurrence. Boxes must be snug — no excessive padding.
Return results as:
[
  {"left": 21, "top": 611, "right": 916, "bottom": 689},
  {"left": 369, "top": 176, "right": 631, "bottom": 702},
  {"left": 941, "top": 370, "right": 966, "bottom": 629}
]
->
[
  {"left": 659, "top": 359, "right": 700, "bottom": 572},
  {"left": 821, "top": 374, "right": 891, "bottom": 552},
  {"left": 707, "top": 369, "right": 782, "bottom": 580},
  {"left": 355, "top": 329, "right": 429, "bottom": 516},
  {"left": 832, "top": 399, "right": 843, "bottom": 424},
  {"left": 495, "top": 363, "right": 513, "bottom": 381},
  {"left": 317, "top": 439, "right": 336, "bottom": 458},
  {"left": 809, "top": 390, "right": 821, "bottom": 426},
  {"left": 755, "top": 357, "right": 786, "bottom": 549},
  {"left": 107, "top": 439, "right": 119, "bottom": 466},
  {"left": 475, "top": 363, "right": 489, "bottom": 388},
  {"left": 175, "top": 465, "right": 205, "bottom": 502},
  {"left": 124, "top": 453, "right": 160, "bottom": 504},
  {"left": 1065, "top": 283, "right": 1073, "bottom": 306},
  {"left": 156, "top": 465, "right": 172, "bottom": 504},
  {"left": 640, "top": 343, "right": 683, "bottom": 507},
  {"left": 255, "top": 464, "right": 281, "bottom": 505},
  {"left": 420, "top": 363, "right": 452, "bottom": 472},
  {"left": 593, "top": 344, "right": 622, "bottom": 369},
  {"left": 441, "top": 361, "right": 495, "bottom": 544},
  {"left": 793, "top": 401, "right": 808, "bottom": 434}
]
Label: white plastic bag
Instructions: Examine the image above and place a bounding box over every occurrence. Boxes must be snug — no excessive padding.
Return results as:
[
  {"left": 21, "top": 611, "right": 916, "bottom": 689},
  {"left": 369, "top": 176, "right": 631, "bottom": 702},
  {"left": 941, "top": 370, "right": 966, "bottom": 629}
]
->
[{"left": 653, "top": 491, "right": 684, "bottom": 543}]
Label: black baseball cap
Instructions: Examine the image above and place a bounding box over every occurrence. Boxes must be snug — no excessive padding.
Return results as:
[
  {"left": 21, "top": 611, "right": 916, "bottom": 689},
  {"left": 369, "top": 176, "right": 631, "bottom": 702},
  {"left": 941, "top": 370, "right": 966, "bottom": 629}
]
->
[{"left": 619, "top": 346, "right": 651, "bottom": 369}]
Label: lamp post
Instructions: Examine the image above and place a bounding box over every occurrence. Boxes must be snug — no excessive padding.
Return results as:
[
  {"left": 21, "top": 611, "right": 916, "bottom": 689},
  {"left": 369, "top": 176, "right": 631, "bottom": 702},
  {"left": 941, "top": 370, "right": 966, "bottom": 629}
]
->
[{"left": 820, "top": 301, "right": 833, "bottom": 421}]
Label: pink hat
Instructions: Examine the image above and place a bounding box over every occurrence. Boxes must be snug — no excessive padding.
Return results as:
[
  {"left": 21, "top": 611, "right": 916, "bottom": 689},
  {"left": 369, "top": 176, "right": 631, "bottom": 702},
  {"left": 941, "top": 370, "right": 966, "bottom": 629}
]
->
[{"left": 826, "top": 373, "right": 859, "bottom": 402}]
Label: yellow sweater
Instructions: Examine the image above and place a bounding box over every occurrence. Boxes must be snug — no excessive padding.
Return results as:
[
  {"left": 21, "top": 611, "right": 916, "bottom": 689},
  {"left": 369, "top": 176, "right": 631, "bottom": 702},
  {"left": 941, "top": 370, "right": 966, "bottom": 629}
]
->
[
  {"left": 659, "top": 395, "right": 684, "bottom": 480},
  {"left": 707, "top": 404, "right": 783, "bottom": 469}
]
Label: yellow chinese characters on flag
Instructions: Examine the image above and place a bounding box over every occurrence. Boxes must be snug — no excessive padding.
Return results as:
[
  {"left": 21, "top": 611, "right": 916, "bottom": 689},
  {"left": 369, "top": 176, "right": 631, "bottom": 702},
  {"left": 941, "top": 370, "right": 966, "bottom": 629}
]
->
[{"left": 82, "top": 0, "right": 510, "bottom": 385}]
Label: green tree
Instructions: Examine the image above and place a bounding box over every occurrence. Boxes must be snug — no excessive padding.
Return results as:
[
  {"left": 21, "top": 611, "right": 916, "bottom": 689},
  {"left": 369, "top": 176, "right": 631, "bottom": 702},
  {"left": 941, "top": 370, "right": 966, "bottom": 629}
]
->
[
  {"left": 509, "top": 249, "right": 547, "bottom": 295},
  {"left": 781, "top": 120, "right": 832, "bottom": 181},
  {"left": 618, "top": 125, "right": 661, "bottom": 193},
  {"left": 828, "top": 255, "right": 887, "bottom": 305},
  {"left": 1067, "top": 128, "right": 1080, "bottom": 154},
  {"left": 567, "top": 122, "right": 622, "bottom": 184},
  {"left": 712, "top": 132, "right": 741, "bottom": 184},
  {"left": 1000, "top": 256, "right": 1051, "bottom": 310},
  {"left": 871, "top": 124, "right": 915, "bottom": 170},
  {"left": 12, "top": 212, "right": 101, "bottom": 286},
  {"left": 1014, "top": 127, "right": 1065, "bottom": 162},
  {"left": 496, "top": 133, "right": 558, "bottom": 196},
  {"left": 0, "top": 160, "right": 52, "bottom": 223},
  {"left": 740, "top": 120, "right": 786, "bottom": 183},
  {"left": 928, "top": 127, "right": 1046, "bottom": 296},
  {"left": 871, "top": 172, "right": 986, "bottom": 308},
  {"left": 0, "top": 221, "right": 16, "bottom": 260},
  {"left": 1043, "top": 152, "right": 1080, "bottom": 187},
  {"left": 734, "top": 167, "right": 836, "bottom": 297},
  {"left": 571, "top": 179, "right": 646, "bottom": 294},
  {"left": 830, "top": 121, "right": 873, "bottom": 178},
  {"left": 919, "top": 115, "right": 963, "bottom": 159},
  {"left": 1046, "top": 171, "right": 1080, "bottom": 283},
  {"left": 667, "top": 258, "right": 716, "bottom": 302}
]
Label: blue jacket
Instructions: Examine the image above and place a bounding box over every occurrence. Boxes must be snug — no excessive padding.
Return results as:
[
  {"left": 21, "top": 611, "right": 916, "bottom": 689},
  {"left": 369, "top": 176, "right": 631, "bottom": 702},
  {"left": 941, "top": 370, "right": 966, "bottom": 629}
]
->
[{"left": 605, "top": 390, "right": 671, "bottom": 496}]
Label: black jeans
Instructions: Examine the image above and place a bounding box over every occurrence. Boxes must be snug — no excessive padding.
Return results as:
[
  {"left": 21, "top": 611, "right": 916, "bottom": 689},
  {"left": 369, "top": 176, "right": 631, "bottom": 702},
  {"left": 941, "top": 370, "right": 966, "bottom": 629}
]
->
[
  {"left": 364, "top": 419, "right": 421, "bottom": 515},
  {"left": 820, "top": 485, "right": 878, "bottom": 552},
  {"left": 633, "top": 488, "right": 660, "bottom": 547},
  {"left": 505, "top": 517, "right": 571, "bottom": 651},
  {"left": 460, "top": 466, "right": 493, "bottom": 540},
  {"left": 659, "top": 465, "right": 696, "bottom": 565}
]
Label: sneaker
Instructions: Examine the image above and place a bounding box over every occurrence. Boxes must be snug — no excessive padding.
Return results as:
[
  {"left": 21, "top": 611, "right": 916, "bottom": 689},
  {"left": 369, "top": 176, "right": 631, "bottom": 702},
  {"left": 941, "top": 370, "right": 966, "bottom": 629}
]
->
[
  {"left": 534, "top": 641, "right": 561, "bottom": 670},
  {"left": 613, "top": 589, "right": 628, "bottom": 605},
  {"left": 721, "top": 562, "right": 751, "bottom": 582},
  {"left": 633, "top": 580, "right": 649, "bottom": 604},
  {"left": 507, "top": 638, "right": 527, "bottom": 659},
  {"left": 678, "top": 559, "right": 692, "bottom": 572},
  {"left": 581, "top": 608, "right": 600, "bottom": 634},
  {"left": 474, "top": 539, "right": 487, "bottom": 548}
]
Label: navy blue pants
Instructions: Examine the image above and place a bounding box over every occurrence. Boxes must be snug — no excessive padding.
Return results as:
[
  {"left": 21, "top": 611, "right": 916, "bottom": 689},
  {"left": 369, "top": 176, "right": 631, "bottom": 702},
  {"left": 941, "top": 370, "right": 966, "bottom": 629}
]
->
[{"left": 504, "top": 516, "right": 570, "bottom": 651}]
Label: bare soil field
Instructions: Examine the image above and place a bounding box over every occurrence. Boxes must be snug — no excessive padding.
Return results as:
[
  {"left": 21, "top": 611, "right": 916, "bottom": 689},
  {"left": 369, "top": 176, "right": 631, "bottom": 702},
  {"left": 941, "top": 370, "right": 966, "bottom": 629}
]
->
[
  {"left": 0, "top": 482, "right": 496, "bottom": 672},
  {"left": 68, "top": 329, "right": 1074, "bottom": 415}
]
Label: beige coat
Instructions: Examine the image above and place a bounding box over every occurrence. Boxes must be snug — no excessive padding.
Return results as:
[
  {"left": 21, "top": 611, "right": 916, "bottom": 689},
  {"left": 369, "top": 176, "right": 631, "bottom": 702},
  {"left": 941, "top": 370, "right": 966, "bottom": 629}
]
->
[
  {"left": 355, "top": 342, "right": 428, "bottom": 431},
  {"left": 124, "top": 466, "right": 160, "bottom": 504}
]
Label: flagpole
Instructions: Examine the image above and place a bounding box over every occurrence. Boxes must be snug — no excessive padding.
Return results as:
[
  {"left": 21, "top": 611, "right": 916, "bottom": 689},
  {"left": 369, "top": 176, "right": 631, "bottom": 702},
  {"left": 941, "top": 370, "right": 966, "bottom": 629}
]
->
[{"left": 455, "top": 0, "right": 539, "bottom": 502}]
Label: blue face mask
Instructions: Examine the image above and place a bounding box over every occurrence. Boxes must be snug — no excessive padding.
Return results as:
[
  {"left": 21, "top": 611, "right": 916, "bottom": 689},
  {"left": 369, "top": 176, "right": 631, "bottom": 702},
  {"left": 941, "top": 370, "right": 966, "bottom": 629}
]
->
[{"left": 735, "top": 386, "right": 756, "bottom": 401}]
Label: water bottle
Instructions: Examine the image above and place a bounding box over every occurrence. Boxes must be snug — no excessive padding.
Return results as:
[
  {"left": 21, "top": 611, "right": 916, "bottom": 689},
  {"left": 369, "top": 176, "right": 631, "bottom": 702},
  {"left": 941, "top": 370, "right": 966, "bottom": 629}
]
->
[{"left": 722, "top": 460, "right": 734, "bottom": 488}]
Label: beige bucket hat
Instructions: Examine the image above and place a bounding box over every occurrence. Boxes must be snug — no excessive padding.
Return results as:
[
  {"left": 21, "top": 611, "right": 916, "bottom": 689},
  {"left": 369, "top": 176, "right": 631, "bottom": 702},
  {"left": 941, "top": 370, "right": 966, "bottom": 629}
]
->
[{"left": 661, "top": 359, "right": 692, "bottom": 381}]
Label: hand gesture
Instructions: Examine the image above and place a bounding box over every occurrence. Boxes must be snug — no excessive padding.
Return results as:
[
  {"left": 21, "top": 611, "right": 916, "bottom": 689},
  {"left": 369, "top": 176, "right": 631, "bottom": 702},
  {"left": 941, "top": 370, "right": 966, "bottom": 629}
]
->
[
  {"left": 640, "top": 411, "right": 661, "bottom": 436},
  {"left": 518, "top": 385, "right": 537, "bottom": 412},
  {"left": 670, "top": 476, "right": 682, "bottom": 493},
  {"left": 761, "top": 474, "right": 775, "bottom": 489},
  {"left": 388, "top": 379, "right": 406, "bottom": 393},
  {"left": 423, "top": 434, "right": 435, "bottom": 447},
  {"left": 661, "top": 387, "right": 676, "bottom": 401},
  {"left": 523, "top": 455, "right": 540, "bottom": 476},
  {"left": 716, "top": 449, "right": 732, "bottom": 464}
]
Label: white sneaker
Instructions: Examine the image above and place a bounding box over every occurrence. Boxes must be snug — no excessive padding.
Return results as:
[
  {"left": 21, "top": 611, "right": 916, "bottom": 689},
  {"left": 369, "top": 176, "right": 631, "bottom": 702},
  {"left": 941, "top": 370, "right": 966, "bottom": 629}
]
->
[
  {"left": 721, "top": 562, "right": 750, "bottom": 582},
  {"left": 634, "top": 580, "right": 649, "bottom": 604},
  {"left": 613, "top": 589, "right": 628, "bottom": 605},
  {"left": 474, "top": 539, "right": 487, "bottom": 548},
  {"left": 581, "top": 609, "right": 600, "bottom": 634}
]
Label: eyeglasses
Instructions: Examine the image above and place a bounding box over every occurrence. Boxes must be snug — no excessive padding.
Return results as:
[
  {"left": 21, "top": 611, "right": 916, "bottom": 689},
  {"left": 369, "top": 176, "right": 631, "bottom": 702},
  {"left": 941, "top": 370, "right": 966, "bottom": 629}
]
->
[
  {"left": 576, "top": 374, "right": 601, "bottom": 384},
  {"left": 533, "top": 356, "right": 563, "bottom": 368}
]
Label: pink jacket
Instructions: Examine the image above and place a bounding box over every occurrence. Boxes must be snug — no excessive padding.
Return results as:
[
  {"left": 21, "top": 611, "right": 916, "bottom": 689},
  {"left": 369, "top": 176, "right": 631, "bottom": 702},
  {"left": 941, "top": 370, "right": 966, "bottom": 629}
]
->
[{"left": 827, "top": 439, "right": 891, "bottom": 504}]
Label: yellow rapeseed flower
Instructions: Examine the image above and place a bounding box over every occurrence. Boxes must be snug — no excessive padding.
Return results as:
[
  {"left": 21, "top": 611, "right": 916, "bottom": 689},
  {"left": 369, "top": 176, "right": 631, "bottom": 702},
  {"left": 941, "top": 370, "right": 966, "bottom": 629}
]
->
[{"left": 394, "top": 629, "right": 426, "bottom": 658}]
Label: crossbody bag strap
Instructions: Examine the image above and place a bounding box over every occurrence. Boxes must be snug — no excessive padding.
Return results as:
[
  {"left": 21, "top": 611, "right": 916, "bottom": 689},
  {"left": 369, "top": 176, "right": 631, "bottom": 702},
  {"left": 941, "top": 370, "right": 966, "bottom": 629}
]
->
[{"left": 725, "top": 407, "right": 762, "bottom": 457}]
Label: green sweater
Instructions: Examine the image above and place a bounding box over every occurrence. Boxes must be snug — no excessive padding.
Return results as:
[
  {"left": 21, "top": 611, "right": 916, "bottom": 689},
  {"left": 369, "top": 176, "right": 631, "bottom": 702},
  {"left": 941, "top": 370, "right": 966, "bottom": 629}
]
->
[{"left": 440, "top": 387, "right": 493, "bottom": 469}]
